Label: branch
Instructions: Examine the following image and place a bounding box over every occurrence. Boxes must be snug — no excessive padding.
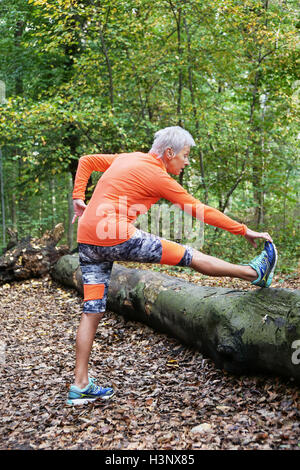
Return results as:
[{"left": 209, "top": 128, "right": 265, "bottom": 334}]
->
[
  {"left": 74, "top": 122, "right": 102, "bottom": 150},
  {"left": 220, "top": 161, "right": 247, "bottom": 213},
  {"left": 259, "top": 48, "right": 276, "bottom": 62}
]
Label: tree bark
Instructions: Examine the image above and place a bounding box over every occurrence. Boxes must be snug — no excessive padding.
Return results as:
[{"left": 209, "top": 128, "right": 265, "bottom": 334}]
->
[
  {"left": 14, "top": 20, "right": 24, "bottom": 96},
  {"left": 67, "top": 173, "right": 75, "bottom": 250},
  {"left": 184, "top": 17, "right": 209, "bottom": 205},
  {"left": 51, "top": 254, "right": 300, "bottom": 384},
  {"left": 0, "top": 149, "right": 5, "bottom": 247},
  {"left": 98, "top": 19, "right": 114, "bottom": 109},
  {"left": 0, "top": 223, "right": 69, "bottom": 284}
]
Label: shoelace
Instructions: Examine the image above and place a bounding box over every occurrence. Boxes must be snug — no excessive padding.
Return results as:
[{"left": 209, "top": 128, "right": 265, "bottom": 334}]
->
[
  {"left": 252, "top": 250, "right": 267, "bottom": 267},
  {"left": 89, "top": 378, "right": 106, "bottom": 393}
]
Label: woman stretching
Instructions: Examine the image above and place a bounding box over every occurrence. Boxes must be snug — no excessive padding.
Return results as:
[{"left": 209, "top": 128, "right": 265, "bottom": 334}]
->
[{"left": 67, "top": 126, "right": 277, "bottom": 405}]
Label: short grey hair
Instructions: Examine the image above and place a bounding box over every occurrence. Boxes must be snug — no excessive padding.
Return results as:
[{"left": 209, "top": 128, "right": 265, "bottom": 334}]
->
[{"left": 149, "top": 126, "right": 196, "bottom": 158}]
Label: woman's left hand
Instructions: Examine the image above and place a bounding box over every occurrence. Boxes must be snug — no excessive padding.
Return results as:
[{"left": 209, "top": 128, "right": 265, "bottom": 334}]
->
[
  {"left": 244, "top": 228, "right": 273, "bottom": 248},
  {"left": 72, "top": 199, "right": 87, "bottom": 224}
]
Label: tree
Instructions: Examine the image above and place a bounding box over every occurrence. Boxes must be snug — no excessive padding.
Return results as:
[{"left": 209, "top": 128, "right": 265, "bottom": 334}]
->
[{"left": 0, "top": 0, "right": 298, "bottom": 269}]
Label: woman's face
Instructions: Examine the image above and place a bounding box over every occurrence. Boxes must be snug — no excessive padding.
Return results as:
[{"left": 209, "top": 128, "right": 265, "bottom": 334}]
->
[{"left": 163, "top": 145, "right": 191, "bottom": 176}]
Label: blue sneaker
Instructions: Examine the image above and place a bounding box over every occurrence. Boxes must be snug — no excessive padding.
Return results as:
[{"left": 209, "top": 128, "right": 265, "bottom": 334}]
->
[
  {"left": 247, "top": 241, "right": 278, "bottom": 288},
  {"left": 67, "top": 378, "right": 114, "bottom": 405}
]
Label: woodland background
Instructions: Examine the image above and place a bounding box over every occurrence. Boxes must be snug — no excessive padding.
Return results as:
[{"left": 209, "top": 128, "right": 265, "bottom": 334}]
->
[
  {"left": 0, "top": 0, "right": 299, "bottom": 451},
  {"left": 0, "top": 0, "right": 299, "bottom": 271}
]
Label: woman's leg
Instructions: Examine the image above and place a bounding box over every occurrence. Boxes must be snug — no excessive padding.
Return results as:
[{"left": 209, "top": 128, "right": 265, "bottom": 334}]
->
[
  {"left": 111, "top": 229, "right": 258, "bottom": 282},
  {"left": 72, "top": 236, "right": 256, "bottom": 391},
  {"left": 126, "top": 230, "right": 257, "bottom": 282},
  {"left": 190, "top": 249, "right": 257, "bottom": 281},
  {"left": 74, "top": 243, "right": 114, "bottom": 389},
  {"left": 74, "top": 313, "right": 103, "bottom": 389}
]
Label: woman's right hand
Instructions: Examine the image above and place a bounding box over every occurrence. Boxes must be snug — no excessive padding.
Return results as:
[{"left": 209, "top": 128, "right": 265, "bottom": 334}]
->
[
  {"left": 72, "top": 199, "right": 87, "bottom": 224},
  {"left": 244, "top": 227, "right": 273, "bottom": 249}
]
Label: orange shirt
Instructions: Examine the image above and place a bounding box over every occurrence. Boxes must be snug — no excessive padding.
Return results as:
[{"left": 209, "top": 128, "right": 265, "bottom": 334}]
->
[{"left": 72, "top": 152, "right": 247, "bottom": 246}]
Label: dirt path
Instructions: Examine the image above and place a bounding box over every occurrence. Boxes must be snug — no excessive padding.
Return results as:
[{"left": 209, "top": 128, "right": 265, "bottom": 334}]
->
[{"left": 0, "top": 273, "right": 299, "bottom": 450}]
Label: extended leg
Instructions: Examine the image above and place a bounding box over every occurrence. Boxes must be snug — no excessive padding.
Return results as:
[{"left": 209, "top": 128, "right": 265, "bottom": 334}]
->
[{"left": 190, "top": 249, "right": 257, "bottom": 281}]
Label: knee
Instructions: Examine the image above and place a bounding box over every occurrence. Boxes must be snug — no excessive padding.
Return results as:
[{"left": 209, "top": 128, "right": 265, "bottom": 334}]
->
[
  {"left": 190, "top": 249, "right": 204, "bottom": 267},
  {"left": 190, "top": 250, "right": 212, "bottom": 272},
  {"left": 83, "top": 312, "right": 105, "bottom": 323}
]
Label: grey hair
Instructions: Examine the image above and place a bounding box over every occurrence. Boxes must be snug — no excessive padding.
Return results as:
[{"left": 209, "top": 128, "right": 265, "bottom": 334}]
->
[{"left": 149, "top": 126, "right": 196, "bottom": 158}]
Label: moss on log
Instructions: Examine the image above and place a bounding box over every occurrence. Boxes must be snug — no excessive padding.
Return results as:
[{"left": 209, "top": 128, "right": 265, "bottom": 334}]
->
[{"left": 51, "top": 254, "right": 300, "bottom": 384}]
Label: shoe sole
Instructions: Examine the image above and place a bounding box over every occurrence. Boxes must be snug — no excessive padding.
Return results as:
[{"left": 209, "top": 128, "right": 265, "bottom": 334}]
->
[
  {"left": 67, "top": 392, "right": 115, "bottom": 406},
  {"left": 250, "top": 243, "right": 278, "bottom": 288},
  {"left": 266, "top": 243, "right": 278, "bottom": 287}
]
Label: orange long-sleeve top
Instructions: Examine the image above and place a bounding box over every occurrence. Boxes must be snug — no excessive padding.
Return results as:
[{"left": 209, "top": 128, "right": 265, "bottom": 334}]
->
[{"left": 72, "top": 152, "right": 247, "bottom": 246}]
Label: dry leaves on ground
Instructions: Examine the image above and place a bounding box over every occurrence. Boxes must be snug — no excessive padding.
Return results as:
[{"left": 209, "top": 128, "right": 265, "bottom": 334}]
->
[{"left": 0, "top": 269, "right": 299, "bottom": 450}]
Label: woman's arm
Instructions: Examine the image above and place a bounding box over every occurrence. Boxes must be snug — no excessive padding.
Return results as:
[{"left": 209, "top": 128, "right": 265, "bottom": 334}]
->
[
  {"left": 72, "top": 153, "right": 118, "bottom": 224},
  {"left": 156, "top": 172, "right": 247, "bottom": 235},
  {"left": 72, "top": 153, "right": 118, "bottom": 200},
  {"left": 156, "top": 173, "right": 274, "bottom": 244}
]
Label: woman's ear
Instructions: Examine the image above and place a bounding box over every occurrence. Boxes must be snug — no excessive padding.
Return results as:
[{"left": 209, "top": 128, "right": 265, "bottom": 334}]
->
[{"left": 166, "top": 148, "right": 174, "bottom": 159}]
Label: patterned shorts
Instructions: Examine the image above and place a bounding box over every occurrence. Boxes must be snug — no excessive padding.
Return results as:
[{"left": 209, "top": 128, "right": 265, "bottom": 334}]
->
[{"left": 79, "top": 229, "right": 194, "bottom": 313}]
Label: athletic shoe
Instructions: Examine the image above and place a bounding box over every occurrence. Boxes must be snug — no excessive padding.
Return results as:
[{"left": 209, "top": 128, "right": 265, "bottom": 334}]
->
[
  {"left": 247, "top": 241, "right": 278, "bottom": 288},
  {"left": 67, "top": 377, "right": 114, "bottom": 405}
]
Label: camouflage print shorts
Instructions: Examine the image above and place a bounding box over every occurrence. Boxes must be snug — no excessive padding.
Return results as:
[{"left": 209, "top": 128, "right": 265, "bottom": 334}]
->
[{"left": 79, "top": 229, "right": 194, "bottom": 314}]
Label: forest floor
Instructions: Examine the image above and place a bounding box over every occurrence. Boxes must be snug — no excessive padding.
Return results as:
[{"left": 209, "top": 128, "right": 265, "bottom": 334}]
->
[{"left": 0, "top": 266, "right": 299, "bottom": 451}]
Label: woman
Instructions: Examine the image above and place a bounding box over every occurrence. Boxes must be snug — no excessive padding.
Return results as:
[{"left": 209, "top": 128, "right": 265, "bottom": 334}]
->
[{"left": 67, "top": 126, "right": 277, "bottom": 405}]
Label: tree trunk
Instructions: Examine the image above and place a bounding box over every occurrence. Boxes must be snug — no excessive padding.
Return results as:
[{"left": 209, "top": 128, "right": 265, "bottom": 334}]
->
[
  {"left": 98, "top": 19, "right": 114, "bottom": 109},
  {"left": 14, "top": 20, "right": 24, "bottom": 96},
  {"left": 184, "top": 17, "right": 209, "bottom": 205},
  {"left": 0, "top": 149, "right": 5, "bottom": 248},
  {"left": 51, "top": 255, "right": 300, "bottom": 384},
  {"left": 67, "top": 173, "right": 75, "bottom": 250},
  {"left": 50, "top": 178, "right": 56, "bottom": 229}
]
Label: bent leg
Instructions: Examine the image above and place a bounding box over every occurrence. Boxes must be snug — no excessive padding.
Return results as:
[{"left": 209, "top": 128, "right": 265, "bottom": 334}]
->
[
  {"left": 190, "top": 249, "right": 257, "bottom": 281},
  {"left": 73, "top": 244, "right": 114, "bottom": 389},
  {"left": 74, "top": 312, "right": 103, "bottom": 389}
]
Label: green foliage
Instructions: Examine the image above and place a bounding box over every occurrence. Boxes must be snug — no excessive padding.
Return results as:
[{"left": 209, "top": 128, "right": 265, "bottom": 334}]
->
[{"left": 0, "top": 0, "right": 299, "bottom": 270}]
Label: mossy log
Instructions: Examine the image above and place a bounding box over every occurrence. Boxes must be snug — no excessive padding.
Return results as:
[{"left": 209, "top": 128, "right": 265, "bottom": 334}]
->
[{"left": 51, "top": 254, "right": 300, "bottom": 384}]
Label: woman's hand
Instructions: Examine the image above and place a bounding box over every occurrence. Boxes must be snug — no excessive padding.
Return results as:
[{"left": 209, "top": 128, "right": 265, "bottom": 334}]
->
[
  {"left": 244, "top": 228, "right": 273, "bottom": 248},
  {"left": 72, "top": 199, "right": 87, "bottom": 224}
]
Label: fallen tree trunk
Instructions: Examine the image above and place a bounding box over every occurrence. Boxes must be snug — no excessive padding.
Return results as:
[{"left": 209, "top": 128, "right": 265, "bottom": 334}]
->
[
  {"left": 51, "top": 254, "right": 300, "bottom": 384},
  {"left": 0, "top": 224, "right": 69, "bottom": 284}
]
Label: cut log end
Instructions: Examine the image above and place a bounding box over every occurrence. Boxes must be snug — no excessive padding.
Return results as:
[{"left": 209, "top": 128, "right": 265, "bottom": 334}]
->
[{"left": 0, "top": 224, "right": 70, "bottom": 284}]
